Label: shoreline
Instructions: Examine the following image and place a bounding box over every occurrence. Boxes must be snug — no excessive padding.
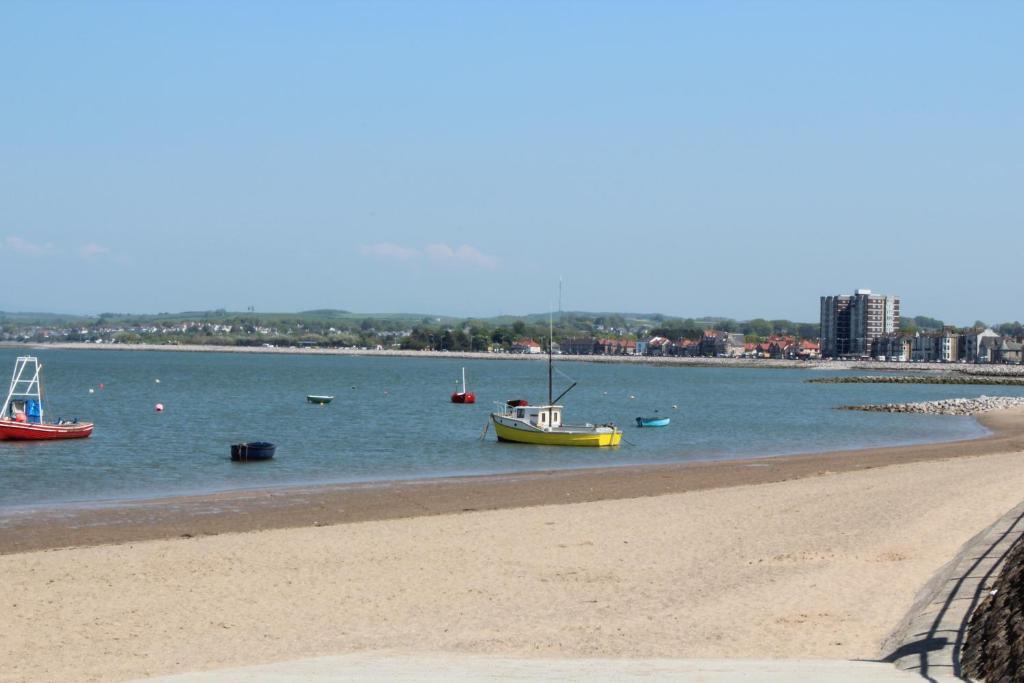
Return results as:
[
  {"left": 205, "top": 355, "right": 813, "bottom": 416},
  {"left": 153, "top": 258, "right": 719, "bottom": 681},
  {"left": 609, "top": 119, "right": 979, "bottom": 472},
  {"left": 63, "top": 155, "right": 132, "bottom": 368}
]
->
[
  {"left": 11, "top": 340, "right": 1024, "bottom": 374},
  {"left": 0, "top": 411, "right": 991, "bottom": 514},
  {"left": 3, "top": 340, "right": 824, "bottom": 369},
  {"left": 3, "top": 408, "right": 1022, "bottom": 556}
]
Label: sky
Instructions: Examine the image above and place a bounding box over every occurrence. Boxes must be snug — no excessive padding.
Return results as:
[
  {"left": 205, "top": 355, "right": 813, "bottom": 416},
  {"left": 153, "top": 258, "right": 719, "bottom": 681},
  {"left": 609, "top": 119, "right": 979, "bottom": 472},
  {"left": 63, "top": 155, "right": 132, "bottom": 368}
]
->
[{"left": 1, "top": 1, "right": 1021, "bottom": 325}]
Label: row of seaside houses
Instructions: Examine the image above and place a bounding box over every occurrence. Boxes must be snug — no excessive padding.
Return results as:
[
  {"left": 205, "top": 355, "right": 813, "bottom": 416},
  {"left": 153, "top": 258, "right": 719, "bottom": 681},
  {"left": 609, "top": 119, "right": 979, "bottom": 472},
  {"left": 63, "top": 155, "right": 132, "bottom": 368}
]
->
[
  {"left": 517, "top": 331, "right": 821, "bottom": 360},
  {"left": 872, "top": 328, "right": 1023, "bottom": 363}
]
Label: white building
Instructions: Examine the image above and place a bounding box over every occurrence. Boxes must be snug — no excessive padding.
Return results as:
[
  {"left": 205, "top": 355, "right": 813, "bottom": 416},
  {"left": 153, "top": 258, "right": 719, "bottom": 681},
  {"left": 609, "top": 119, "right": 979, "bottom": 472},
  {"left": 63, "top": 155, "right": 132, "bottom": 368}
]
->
[{"left": 963, "top": 328, "right": 1000, "bottom": 363}]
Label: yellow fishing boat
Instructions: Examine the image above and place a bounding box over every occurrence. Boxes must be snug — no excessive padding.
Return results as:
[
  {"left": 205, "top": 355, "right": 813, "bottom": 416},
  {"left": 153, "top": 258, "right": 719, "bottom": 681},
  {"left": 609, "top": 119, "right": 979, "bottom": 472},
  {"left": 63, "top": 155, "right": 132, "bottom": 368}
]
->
[
  {"left": 491, "top": 400, "right": 622, "bottom": 446},
  {"left": 490, "top": 326, "right": 621, "bottom": 447}
]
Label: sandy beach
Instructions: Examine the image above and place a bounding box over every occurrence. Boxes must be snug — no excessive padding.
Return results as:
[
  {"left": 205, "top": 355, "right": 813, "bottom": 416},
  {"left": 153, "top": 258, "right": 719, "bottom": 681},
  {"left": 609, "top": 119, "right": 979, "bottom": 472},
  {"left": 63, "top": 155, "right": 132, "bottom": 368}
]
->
[{"left": 3, "top": 409, "right": 1024, "bottom": 681}]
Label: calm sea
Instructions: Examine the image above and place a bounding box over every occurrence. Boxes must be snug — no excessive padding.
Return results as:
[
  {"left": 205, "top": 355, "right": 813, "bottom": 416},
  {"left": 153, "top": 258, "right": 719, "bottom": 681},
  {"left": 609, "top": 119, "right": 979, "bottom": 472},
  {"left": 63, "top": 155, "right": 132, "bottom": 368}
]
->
[{"left": 1, "top": 348, "right": 1019, "bottom": 510}]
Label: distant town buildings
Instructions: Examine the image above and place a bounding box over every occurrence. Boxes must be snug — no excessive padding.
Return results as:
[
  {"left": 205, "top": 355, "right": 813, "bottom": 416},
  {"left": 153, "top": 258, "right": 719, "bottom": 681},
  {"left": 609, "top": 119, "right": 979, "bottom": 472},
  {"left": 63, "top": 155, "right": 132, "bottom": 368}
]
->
[
  {"left": 820, "top": 289, "right": 900, "bottom": 358},
  {"left": 963, "top": 327, "right": 1000, "bottom": 363},
  {"left": 510, "top": 338, "right": 542, "bottom": 354},
  {"left": 3, "top": 298, "right": 1019, "bottom": 364},
  {"left": 698, "top": 330, "right": 746, "bottom": 357}
]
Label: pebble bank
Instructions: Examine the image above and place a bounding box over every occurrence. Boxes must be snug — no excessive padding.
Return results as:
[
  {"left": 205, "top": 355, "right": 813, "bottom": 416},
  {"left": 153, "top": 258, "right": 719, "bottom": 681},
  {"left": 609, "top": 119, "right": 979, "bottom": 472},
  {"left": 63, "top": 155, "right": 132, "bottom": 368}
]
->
[
  {"left": 810, "top": 375, "right": 1024, "bottom": 386},
  {"left": 840, "top": 396, "right": 1024, "bottom": 416}
]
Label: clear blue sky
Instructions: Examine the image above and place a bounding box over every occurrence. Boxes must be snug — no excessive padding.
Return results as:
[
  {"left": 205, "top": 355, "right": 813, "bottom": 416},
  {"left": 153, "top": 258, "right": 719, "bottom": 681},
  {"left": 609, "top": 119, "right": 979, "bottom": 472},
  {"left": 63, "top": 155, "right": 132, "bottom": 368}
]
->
[{"left": 1, "top": 1, "right": 1020, "bottom": 325}]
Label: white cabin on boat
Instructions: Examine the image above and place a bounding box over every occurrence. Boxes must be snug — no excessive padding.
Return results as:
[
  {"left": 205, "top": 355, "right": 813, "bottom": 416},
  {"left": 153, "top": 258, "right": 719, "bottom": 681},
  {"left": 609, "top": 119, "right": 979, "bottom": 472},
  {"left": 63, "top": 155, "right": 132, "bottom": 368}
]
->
[{"left": 506, "top": 402, "right": 563, "bottom": 430}]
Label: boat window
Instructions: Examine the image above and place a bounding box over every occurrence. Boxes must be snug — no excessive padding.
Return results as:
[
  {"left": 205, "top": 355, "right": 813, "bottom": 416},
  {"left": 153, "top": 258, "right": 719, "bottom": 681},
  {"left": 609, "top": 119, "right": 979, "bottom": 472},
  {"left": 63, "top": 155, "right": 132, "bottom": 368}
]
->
[
  {"left": 540, "top": 412, "right": 547, "bottom": 424},
  {"left": 516, "top": 408, "right": 525, "bottom": 419}
]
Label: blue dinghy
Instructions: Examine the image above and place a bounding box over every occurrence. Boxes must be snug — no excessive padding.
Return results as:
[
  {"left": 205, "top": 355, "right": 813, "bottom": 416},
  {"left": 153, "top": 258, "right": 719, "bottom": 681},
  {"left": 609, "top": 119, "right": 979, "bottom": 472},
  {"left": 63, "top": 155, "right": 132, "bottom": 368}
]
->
[{"left": 635, "top": 416, "right": 670, "bottom": 428}]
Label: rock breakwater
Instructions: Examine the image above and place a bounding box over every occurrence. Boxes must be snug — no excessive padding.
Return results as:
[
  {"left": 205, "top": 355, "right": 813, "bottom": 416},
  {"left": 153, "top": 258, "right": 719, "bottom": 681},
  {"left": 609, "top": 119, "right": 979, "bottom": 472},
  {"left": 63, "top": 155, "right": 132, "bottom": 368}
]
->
[
  {"left": 810, "top": 375, "right": 1024, "bottom": 386},
  {"left": 840, "top": 396, "right": 1024, "bottom": 416}
]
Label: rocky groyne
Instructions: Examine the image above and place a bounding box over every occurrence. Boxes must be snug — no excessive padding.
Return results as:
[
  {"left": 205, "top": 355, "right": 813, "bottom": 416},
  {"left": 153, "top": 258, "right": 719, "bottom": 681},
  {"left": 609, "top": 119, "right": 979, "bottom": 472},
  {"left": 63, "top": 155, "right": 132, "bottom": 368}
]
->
[
  {"left": 810, "top": 375, "right": 1024, "bottom": 386},
  {"left": 840, "top": 396, "right": 1024, "bottom": 416},
  {"left": 846, "top": 362, "right": 1024, "bottom": 377}
]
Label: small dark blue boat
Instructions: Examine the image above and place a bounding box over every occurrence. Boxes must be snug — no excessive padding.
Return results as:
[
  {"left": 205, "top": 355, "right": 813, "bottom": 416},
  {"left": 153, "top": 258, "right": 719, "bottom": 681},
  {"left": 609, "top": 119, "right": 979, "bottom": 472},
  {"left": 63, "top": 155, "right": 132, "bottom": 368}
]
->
[
  {"left": 231, "top": 441, "right": 276, "bottom": 462},
  {"left": 635, "top": 416, "right": 670, "bottom": 428}
]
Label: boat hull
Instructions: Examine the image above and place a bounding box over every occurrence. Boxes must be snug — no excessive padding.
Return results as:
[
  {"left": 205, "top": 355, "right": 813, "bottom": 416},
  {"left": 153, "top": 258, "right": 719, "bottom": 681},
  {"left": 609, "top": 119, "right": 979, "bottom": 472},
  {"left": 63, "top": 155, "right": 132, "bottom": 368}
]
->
[
  {"left": 451, "top": 392, "right": 476, "bottom": 404},
  {"left": 231, "top": 441, "right": 276, "bottom": 461},
  {"left": 306, "top": 395, "right": 334, "bottom": 404},
  {"left": 0, "top": 420, "right": 94, "bottom": 441},
  {"left": 636, "top": 417, "right": 671, "bottom": 428},
  {"left": 491, "top": 415, "right": 621, "bottom": 447}
]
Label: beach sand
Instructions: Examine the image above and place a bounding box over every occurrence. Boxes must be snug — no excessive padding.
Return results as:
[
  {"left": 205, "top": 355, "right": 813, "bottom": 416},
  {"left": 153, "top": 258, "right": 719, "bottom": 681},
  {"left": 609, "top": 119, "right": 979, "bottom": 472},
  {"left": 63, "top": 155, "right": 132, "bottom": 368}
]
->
[{"left": 3, "top": 408, "right": 1024, "bottom": 681}]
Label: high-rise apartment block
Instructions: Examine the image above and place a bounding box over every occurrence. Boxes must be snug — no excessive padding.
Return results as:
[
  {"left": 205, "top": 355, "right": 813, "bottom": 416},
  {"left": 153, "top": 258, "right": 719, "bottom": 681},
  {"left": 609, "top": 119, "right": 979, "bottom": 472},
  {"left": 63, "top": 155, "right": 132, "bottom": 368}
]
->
[{"left": 820, "top": 289, "right": 900, "bottom": 358}]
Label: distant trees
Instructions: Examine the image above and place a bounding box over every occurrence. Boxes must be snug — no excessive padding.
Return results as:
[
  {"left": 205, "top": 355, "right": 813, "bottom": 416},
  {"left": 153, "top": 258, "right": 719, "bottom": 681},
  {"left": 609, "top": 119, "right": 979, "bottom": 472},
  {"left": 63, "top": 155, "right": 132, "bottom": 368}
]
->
[
  {"left": 998, "top": 321, "right": 1024, "bottom": 337},
  {"left": 746, "top": 319, "right": 773, "bottom": 338},
  {"left": 401, "top": 327, "right": 432, "bottom": 350},
  {"left": 439, "top": 329, "right": 470, "bottom": 351},
  {"left": 650, "top": 320, "right": 703, "bottom": 341},
  {"left": 796, "top": 323, "right": 818, "bottom": 339},
  {"left": 913, "top": 316, "right": 944, "bottom": 330},
  {"left": 14, "top": 307, "right": 869, "bottom": 350}
]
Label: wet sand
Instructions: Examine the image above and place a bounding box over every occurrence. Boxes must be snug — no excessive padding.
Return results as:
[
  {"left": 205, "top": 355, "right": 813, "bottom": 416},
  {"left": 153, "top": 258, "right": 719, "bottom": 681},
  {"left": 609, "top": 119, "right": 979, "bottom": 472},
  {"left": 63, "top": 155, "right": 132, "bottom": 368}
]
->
[{"left": 2, "top": 409, "right": 1024, "bottom": 681}]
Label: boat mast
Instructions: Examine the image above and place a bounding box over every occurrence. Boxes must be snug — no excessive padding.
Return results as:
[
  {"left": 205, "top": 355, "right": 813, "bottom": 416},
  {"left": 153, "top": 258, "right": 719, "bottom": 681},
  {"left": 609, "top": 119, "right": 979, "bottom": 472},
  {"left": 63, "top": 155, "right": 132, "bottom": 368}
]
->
[
  {"left": 548, "top": 314, "right": 553, "bottom": 406},
  {"left": 462, "top": 366, "right": 467, "bottom": 393},
  {"left": 547, "top": 311, "right": 577, "bottom": 405}
]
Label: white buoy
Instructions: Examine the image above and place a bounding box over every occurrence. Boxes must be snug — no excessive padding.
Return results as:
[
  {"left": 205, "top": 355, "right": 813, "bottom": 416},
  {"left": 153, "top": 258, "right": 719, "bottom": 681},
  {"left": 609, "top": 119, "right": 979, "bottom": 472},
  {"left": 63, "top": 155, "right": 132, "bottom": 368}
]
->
[
  {"left": 88, "top": 388, "right": 94, "bottom": 394},
  {"left": 629, "top": 395, "right": 636, "bottom": 400},
  {"left": 155, "top": 403, "right": 164, "bottom": 412},
  {"left": 672, "top": 405, "right": 678, "bottom": 410},
  {"left": 155, "top": 379, "right": 160, "bottom": 384}
]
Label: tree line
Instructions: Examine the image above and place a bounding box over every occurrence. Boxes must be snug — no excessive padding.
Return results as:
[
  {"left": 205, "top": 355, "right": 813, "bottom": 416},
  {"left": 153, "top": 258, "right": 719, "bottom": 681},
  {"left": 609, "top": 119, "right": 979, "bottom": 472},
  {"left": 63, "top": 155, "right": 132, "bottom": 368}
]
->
[{"left": 6, "top": 310, "right": 1021, "bottom": 351}]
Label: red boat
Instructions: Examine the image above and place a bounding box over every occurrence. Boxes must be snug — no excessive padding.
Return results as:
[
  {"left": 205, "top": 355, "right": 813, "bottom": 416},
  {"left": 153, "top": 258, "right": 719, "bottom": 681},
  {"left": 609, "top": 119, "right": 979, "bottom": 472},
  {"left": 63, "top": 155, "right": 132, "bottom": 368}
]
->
[
  {"left": 0, "top": 419, "right": 93, "bottom": 440},
  {"left": 451, "top": 367, "right": 476, "bottom": 404},
  {"left": 0, "top": 356, "right": 94, "bottom": 441}
]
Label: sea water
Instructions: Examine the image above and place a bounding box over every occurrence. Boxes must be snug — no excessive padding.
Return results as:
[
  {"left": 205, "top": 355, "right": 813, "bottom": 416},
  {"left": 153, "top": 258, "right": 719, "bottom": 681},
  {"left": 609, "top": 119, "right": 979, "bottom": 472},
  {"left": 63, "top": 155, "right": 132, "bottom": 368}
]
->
[{"left": 0, "top": 348, "right": 1018, "bottom": 510}]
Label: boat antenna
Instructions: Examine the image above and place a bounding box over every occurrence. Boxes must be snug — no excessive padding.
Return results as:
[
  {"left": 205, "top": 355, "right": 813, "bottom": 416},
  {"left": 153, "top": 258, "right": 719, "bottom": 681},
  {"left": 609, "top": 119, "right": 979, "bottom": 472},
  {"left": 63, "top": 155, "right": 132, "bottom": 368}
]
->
[
  {"left": 548, "top": 312, "right": 553, "bottom": 405},
  {"left": 548, "top": 306, "right": 577, "bottom": 404}
]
